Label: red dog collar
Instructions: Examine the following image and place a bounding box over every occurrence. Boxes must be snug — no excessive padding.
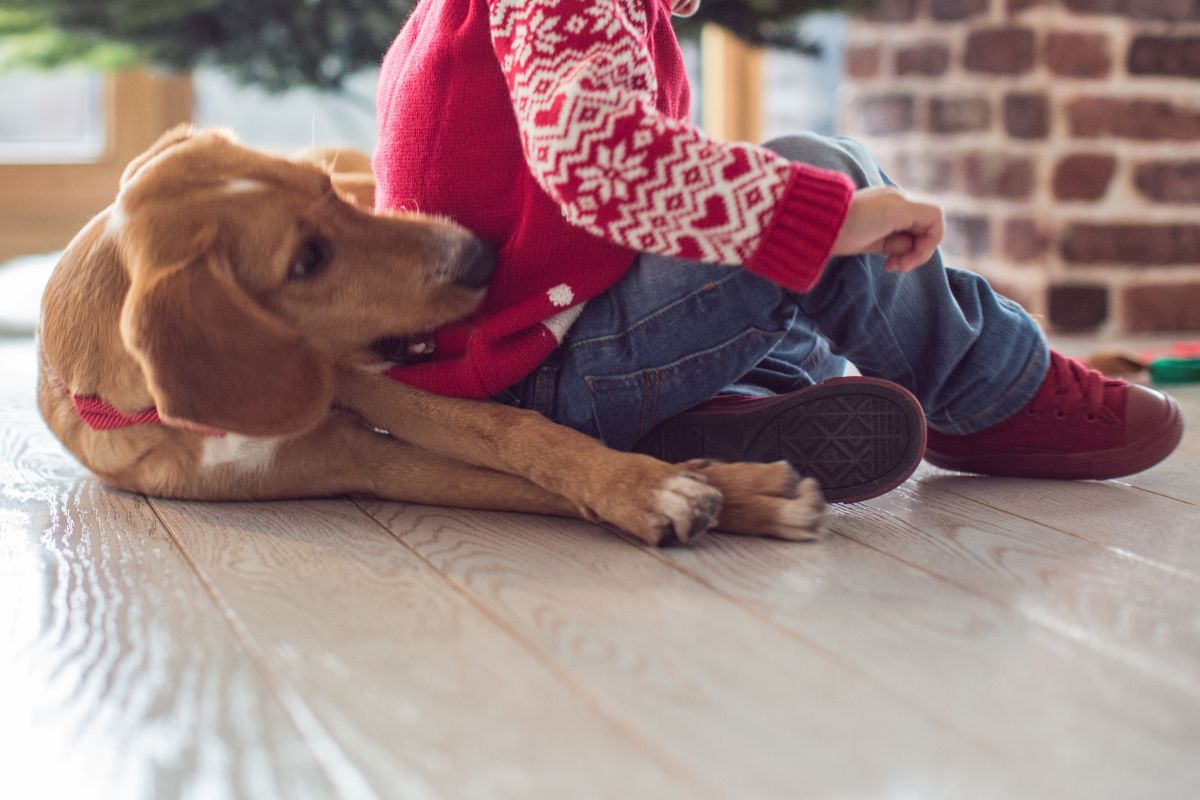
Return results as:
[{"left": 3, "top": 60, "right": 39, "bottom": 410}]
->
[
  {"left": 47, "top": 366, "right": 224, "bottom": 436},
  {"left": 71, "top": 393, "right": 164, "bottom": 431}
]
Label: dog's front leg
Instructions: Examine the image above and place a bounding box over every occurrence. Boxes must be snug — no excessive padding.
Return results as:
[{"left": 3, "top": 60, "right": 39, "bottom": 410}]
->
[
  {"left": 151, "top": 411, "right": 587, "bottom": 519},
  {"left": 333, "top": 368, "right": 722, "bottom": 545}
]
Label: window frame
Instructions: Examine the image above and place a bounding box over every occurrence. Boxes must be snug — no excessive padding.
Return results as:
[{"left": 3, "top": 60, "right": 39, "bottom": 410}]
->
[{"left": 0, "top": 69, "right": 192, "bottom": 261}]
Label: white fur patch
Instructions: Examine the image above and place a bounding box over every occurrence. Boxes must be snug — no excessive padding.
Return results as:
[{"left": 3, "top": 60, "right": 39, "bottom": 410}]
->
[
  {"left": 772, "top": 477, "right": 827, "bottom": 541},
  {"left": 201, "top": 434, "right": 281, "bottom": 474},
  {"left": 651, "top": 473, "right": 719, "bottom": 541},
  {"left": 105, "top": 204, "right": 129, "bottom": 238},
  {"left": 223, "top": 179, "right": 268, "bottom": 195}
]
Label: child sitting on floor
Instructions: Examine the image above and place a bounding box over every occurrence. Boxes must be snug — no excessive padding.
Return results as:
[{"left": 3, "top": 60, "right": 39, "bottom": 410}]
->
[{"left": 370, "top": 0, "right": 1182, "bottom": 501}]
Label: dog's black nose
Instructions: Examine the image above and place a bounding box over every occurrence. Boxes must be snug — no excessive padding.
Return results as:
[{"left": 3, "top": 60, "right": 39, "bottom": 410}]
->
[{"left": 455, "top": 239, "right": 496, "bottom": 289}]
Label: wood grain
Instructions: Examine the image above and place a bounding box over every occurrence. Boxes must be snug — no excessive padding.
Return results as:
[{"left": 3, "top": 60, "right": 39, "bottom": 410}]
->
[
  {"left": 0, "top": 342, "right": 338, "bottom": 800},
  {"left": 359, "top": 499, "right": 1047, "bottom": 799},
  {"left": 647, "top": 503, "right": 1200, "bottom": 799},
  {"left": 151, "top": 497, "right": 697, "bottom": 800},
  {"left": 852, "top": 481, "right": 1200, "bottom": 699},
  {"left": 913, "top": 464, "right": 1200, "bottom": 583},
  {"left": 1122, "top": 386, "right": 1200, "bottom": 506},
  {"left": 9, "top": 332, "right": 1200, "bottom": 798}
]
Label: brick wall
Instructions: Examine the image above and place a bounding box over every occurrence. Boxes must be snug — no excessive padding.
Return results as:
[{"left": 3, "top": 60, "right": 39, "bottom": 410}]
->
[{"left": 840, "top": 0, "right": 1200, "bottom": 333}]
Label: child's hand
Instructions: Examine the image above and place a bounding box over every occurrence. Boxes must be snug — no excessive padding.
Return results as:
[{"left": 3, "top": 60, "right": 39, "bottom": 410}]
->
[{"left": 831, "top": 186, "right": 945, "bottom": 273}]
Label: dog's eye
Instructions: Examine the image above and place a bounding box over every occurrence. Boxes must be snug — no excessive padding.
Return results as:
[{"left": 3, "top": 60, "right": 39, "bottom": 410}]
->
[{"left": 290, "top": 237, "right": 332, "bottom": 280}]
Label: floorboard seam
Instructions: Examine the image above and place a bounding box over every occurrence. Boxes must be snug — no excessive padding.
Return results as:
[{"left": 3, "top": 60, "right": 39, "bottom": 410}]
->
[
  {"left": 834, "top": 508, "right": 1200, "bottom": 703},
  {"left": 917, "top": 481, "right": 1200, "bottom": 585},
  {"left": 348, "top": 498, "right": 718, "bottom": 800},
  {"left": 147, "top": 497, "right": 382, "bottom": 800},
  {"left": 623, "top": 532, "right": 1017, "bottom": 763}
]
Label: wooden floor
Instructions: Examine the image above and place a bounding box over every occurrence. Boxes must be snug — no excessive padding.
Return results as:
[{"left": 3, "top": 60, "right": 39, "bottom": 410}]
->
[{"left": 2, "top": 336, "right": 1198, "bottom": 800}]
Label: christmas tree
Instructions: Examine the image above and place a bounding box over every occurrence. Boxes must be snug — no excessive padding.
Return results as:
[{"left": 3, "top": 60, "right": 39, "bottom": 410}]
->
[{"left": 0, "top": 1, "right": 867, "bottom": 93}]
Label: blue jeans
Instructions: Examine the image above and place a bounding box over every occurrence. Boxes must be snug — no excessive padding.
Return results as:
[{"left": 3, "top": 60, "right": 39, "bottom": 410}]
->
[{"left": 495, "top": 133, "right": 1049, "bottom": 450}]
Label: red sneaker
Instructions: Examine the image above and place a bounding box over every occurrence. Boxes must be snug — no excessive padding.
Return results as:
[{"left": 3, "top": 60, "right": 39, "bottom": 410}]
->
[
  {"left": 633, "top": 377, "right": 927, "bottom": 503},
  {"left": 925, "top": 350, "right": 1184, "bottom": 480}
]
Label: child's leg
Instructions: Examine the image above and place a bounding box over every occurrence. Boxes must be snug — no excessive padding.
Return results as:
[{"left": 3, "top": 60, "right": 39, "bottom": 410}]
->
[
  {"left": 494, "top": 253, "right": 804, "bottom": 448},
  {"left": 758, "top": 134, "right": 1182, "bottom": 481},
  {"left": 499, "top": 133, "right": 1179, "bottom": 486},
  {"left": 760, "top": 134, "right": 1049, "bottom": 435},
  {"left": 728, "top": 318, "right": 847, "bottom": 397}
]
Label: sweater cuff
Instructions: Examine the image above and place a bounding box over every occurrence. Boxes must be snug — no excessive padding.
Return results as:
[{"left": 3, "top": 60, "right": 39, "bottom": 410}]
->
[{"left": 746, "top": 163, "right": 856, "bottom": 294}]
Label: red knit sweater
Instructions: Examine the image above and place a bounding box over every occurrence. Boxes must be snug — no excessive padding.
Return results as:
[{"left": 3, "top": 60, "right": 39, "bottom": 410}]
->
[{"left": 374, "top": 0, "right": 855, "bottom": 398}]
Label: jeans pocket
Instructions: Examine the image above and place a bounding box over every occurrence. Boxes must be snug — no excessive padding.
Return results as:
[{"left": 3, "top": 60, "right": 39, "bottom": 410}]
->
[
  {"left": 495, "top": 363, "right": 560, "bottom": 418},
  {"left": 583, "top": 326, "right": 786, "bottom": 450}
]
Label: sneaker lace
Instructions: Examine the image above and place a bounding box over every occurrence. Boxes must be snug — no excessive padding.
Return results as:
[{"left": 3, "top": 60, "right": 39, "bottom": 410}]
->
[{"left": 1041, "top": 352, "right": 1108, "bottom": 418}]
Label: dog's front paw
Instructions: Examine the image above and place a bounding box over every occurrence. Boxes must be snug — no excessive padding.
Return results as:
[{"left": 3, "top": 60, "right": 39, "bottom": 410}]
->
[
  {"left": 683, "top": 460, "right": 827, "bottom": 541},
  {"left": 586, "top": 460, "right": 722, "bottom": 546},
  {"left": 643, "top": 471, "right": 723, "bottom": 545}
]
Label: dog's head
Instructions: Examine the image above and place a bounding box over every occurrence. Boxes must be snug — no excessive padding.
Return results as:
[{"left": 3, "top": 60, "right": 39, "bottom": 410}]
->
[{"left": 110, "top": 126, "right": 493, "bottom": 436}]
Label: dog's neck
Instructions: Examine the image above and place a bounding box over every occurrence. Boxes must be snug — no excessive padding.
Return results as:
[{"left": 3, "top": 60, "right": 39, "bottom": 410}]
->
[{"left": 40, "top": 209, "right": 158, "bottom": 414}]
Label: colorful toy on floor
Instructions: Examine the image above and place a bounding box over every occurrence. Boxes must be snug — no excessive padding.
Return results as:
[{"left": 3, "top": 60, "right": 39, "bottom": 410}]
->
[{"left": 1086, "top": 341, "right": 1200, "bottom": 386}]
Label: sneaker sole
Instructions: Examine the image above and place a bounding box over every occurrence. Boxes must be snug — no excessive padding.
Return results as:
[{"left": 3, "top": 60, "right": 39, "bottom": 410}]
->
[
  {"left": 924, "top": 395, "right": 1185, "bottom": 480},
  {"left": 633, "top": 377, "right": 928, "bottom": 503}
]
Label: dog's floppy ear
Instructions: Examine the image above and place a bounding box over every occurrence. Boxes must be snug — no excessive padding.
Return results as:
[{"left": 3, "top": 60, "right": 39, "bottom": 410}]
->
[
  {"left": 119, "top": 241, "right": 333, "bottom": 437},
  {"left": 331, "top": 173, "right": 376, "bottom": 210},
  {"left": 120, "top": 125, "right": 199, "bottom": 189}
]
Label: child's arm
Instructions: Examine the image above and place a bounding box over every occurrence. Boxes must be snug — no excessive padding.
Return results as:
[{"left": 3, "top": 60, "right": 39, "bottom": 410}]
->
[{"left": 488, "top": 0, "right": 858, "bottom": 292}]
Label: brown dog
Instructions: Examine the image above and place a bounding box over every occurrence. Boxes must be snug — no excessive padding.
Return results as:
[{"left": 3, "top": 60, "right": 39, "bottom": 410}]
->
[{"left": 38, "top": 126, "right": 824, "bottom": 545}]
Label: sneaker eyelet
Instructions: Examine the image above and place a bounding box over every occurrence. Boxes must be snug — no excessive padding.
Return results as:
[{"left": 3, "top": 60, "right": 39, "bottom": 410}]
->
[
  {"left": 1054, "top": 410, "right": 1067, "bottom": 420},
  {"left": 1025, "top": 408, "right": 1038, "bottom": 417},
  {"left": 1085, "top": 413, "right": 1097, "bottom": 423}
]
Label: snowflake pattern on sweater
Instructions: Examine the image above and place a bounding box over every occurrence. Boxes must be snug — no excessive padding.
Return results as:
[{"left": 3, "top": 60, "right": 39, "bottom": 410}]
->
[
  {"left": 489, "top": 0, "right": 803, "bottom": 268},
  {"left": 375, "top": 0, "right": 854, "bottom": 398}
]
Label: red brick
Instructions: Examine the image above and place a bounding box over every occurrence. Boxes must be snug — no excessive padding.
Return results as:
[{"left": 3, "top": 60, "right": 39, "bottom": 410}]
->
[
  {"left": 1128, "top": 36, "right": 1200, "bottom": 77},
  {"left": 1135, "top": 161, "right": 1200, "bottom": 203},
  {"left": 1065, "top": 0, "right": 1200, "bottom": 21},
  {"left": 962, "top": 154, "right": 1036, "bottom": 199},
  {"left": 1123, "top": 282, "right": 1200, "bottom": 332},
  {"left": 1045, "top": 32, "right": 1112, "bottom": 78},
  {"left": 944, "top": 214, "right": 992, "bottom": 258},
  {"left": 929, "top": 97, "right": 992, "bottom": 133},
  {"left": 896, "top": 43, "right": 951, "bottom": 76},
  {"left": 892, "top": 152, "right": 956, "bottom": 192},
  {"left": 931, "top": 0, "right": 990, "bottom": 19},
  {"left": 1003, "top": 217, "right": 1053, "bottom": 263},
  {"left": 1067, "top": 97, "right": 1200, "bottom": 140},
  {"left": 1004, "top": 92, "right": 1049, "bottom": 138},
  {"left": 964, "top": 27, "right": 1037, "bottom": 75},
  {"left": 1048, "top": 284, "right": 1109, "bottom": 330},
  {"left": 1007, "top": 0, "right": 1053, "bottom": 12},
  {"left": 1052, "top": 154, "right": 1116, "bottom": 201},
  {"left": 867, "top": 0, "right": 921, "bottom": 21},
  {"left": 984, "top": 275, "right": 1044, "bottom": 313},
  {"left": 1061, "top": 223, "right": 1200, "bottom": 265},
  {"left": 859, "top": 94, "right": 916, "bottom": 135},
  {"left": 845, "top": 44, "right": 882, "bottom": 79}
]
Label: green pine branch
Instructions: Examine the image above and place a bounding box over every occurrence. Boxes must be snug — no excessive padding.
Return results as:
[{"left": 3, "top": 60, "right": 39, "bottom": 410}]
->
[{"left": 0, "top": 0, "right": 875, "bottom": 93}]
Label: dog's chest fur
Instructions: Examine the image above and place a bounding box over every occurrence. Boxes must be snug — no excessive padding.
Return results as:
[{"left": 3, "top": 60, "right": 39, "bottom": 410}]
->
[{"left": 201, "top": 434, "right": 282, "bottom": 473}]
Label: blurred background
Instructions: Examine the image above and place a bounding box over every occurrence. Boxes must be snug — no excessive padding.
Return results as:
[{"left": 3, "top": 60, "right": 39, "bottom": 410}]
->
[{"left": 2, "top": 0, "right": 1199, "bottom": 336}]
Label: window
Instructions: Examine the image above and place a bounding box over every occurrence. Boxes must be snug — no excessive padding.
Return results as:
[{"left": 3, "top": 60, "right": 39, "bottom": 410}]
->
[{"left": 0, "top": 69, "right": 107, "bottom": 163}]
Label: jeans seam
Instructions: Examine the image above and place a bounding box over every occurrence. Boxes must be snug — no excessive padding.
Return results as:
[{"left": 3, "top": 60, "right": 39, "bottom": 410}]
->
[
  {"left": 584, "top": 327, "right": 785, "bottom": 394},
  {"left": 568, "top": 269, "right": 749, "bottom": 350},
  {"left": 929, "top": 338, "right": 1049, "bottom": 434}
]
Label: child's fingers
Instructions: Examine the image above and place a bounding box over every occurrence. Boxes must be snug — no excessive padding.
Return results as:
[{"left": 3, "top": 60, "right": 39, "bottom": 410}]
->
[
  {"left": 884, "top": 210, "right": 944, "bottom": 272},
  {"left": 880, "top": 232, "right": 916, "bottom": 254}
]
